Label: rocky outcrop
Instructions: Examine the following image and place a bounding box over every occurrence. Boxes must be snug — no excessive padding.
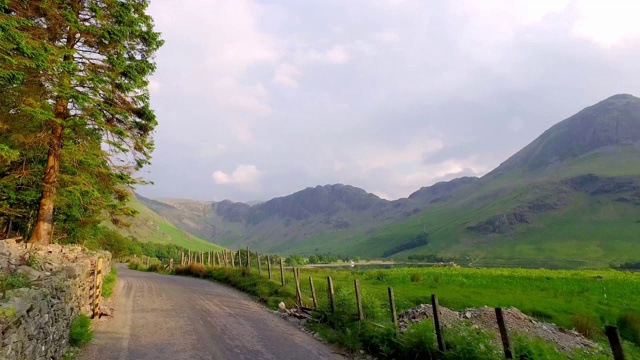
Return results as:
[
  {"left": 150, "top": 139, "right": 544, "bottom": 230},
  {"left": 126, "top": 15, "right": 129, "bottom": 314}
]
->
[{"left": 0, "top": 239, "right": 111, "bottom": 360}]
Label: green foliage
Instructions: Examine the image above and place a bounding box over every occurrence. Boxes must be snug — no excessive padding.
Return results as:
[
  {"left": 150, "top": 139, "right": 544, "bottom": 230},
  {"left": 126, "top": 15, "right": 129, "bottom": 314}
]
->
[
  {"left": 101, "top": 267, "right": 117, "bottom": 298},
  {"left": 398, "top": 321, "right": 437, "bottom": 359},
  {"left": 1, "top": 0, "right": 164, "bottom": 244},
  {"left": 0, "top": 271, "right": 30, "bottom": 293},
  {"left": 512, "top": 334, "right": 566, "bottom": 360},
  {"left": 69, "top": 314, "right": 93, "bottom": 347},
  {"left": 442, "top": 322, "right": 501, "bottom": 360},
  {"left": 308, "top": 253, "right": 339, "bottom": 264},
  {"left": 285, "top": 254, "right": 306, "bottom": 266}
]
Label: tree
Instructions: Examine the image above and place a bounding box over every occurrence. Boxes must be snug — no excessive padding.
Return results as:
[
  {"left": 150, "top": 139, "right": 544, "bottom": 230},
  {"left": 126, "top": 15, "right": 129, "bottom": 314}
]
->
[{"left": 1, "top": 0, "right": 162, "bottom": 244}]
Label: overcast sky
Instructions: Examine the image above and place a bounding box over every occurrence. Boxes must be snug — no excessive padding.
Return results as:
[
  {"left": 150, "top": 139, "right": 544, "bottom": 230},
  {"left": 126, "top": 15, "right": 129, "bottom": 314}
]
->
[{"left": 137, "top": 0, "right": 640, "bottom": 202}]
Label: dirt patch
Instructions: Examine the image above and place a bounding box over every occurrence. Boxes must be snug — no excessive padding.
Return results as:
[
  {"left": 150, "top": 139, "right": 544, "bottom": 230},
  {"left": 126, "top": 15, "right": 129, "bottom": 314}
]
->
[{"left": 398, "top": 304, "right": 600, "bottom": 353}]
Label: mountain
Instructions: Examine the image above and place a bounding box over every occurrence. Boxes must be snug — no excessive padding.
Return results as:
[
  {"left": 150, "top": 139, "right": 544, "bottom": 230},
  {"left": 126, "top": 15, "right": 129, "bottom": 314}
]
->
[
  {"left": 141, "top": 94, "right": 640, "bottom": 267},
  {"left": 108, "top": 194, "right": 225, "bottom": 252}
]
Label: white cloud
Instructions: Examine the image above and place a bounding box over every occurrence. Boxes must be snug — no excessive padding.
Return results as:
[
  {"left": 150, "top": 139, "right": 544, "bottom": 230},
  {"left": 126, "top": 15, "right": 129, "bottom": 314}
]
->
[
  {"left": 570, "top": 0, "right": 640, "bottom": 46},
  {"left": 296, "top": 45, "right": 351, "bottom": 65},
  {"left": 212, "top": 164, "right": 261, "bottom": 185},
  {"left": 373, "top": 31, "right": 399, "bottom": 43},
  {"left": 325, "top": 45, "right": 351, "bottom": 64},
  {"left": 273, "top": 63, "right": 301, "bottom": 87}
]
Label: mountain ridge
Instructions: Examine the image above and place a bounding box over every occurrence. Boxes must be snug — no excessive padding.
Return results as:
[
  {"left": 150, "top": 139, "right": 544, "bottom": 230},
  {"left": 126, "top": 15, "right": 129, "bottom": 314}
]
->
[{"left": 135, "top": 94, "right": 640, "bottom": 266}]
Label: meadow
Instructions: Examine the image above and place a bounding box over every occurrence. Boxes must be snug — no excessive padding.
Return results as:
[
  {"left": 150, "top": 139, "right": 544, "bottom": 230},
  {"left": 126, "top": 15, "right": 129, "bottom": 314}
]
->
[{"left": 132, "top": 255, "right": 640, "bottom": 359}]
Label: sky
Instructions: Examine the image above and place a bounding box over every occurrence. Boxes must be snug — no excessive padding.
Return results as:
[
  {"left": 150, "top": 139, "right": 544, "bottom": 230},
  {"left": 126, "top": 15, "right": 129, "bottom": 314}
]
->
[{"left": 138, "top": 0, "right": 640, "bottom": 202}]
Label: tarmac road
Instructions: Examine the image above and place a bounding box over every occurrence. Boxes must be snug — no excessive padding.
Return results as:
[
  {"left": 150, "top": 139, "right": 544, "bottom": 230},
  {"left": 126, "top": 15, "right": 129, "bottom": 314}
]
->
[{"left": 79, "top": 264, "right": 345, "bottom": 360}]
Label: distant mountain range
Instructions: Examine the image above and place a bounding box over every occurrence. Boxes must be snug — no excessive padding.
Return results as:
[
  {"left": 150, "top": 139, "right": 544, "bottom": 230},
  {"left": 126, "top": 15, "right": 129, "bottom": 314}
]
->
[{"left": 131, "top": 94, "right": 640, "bottom": 267}]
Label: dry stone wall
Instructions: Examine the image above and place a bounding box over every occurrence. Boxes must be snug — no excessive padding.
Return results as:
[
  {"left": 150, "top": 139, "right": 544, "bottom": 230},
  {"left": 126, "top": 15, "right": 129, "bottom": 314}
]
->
[{"left": 0, "top": 239, "right": 111, "bottom": 359}]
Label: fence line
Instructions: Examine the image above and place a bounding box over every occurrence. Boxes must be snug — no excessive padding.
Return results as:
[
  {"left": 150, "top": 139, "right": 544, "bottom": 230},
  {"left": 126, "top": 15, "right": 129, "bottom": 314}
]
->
[{"left": 120, "top": 252, "right": 629, "bottom": 359}]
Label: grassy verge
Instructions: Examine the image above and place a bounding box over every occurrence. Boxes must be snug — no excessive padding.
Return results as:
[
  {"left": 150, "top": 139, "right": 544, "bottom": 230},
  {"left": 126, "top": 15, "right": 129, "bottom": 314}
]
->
[
  {"left": 132, "top": 262, "right": 640, "bottom": 359},
  {"left": 101, "top": 266, "right": 117, "bottom": 298}
]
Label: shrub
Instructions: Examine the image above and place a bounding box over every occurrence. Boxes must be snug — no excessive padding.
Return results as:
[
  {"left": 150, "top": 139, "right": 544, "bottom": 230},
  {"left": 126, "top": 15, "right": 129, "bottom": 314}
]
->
[
  {"left": 572, "top": 314, "right": 599, "bottom": 339},
  {"left": 147, "top": 263, "right": 164, "bottom": 273},
  {"left": 69, "top": 314, "right": 93, "bottom": 347},
  {"left": 618, "top": 312, "right": 640, "bottom": 345}
]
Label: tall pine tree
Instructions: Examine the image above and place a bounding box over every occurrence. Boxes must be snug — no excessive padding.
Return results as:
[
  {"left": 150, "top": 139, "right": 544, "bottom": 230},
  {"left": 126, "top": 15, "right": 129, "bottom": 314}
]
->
[{"left": 1, "top": 0, "right": 162, "bottom": 244}]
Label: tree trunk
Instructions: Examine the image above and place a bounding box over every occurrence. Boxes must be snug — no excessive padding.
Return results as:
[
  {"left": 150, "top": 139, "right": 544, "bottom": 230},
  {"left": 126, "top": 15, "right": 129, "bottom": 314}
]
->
[{"left": 28, "top": 115, "right": 64, "bottom": 245}]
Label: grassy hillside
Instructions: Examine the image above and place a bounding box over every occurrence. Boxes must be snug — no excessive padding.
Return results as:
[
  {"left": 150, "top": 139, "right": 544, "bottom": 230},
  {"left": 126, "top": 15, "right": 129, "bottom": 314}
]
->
[
  {"left": 284, "top": 148, "right": 640, "bottom": 267},
  {"left": 108, "top": 195, "right": 225, "bottom": 252}
]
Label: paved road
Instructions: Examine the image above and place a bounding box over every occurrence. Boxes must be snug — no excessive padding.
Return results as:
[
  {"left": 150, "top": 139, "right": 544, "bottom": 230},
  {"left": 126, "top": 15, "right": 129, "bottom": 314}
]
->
[{"left": 80, "top": 264, "right": 345, "bottom": 360}]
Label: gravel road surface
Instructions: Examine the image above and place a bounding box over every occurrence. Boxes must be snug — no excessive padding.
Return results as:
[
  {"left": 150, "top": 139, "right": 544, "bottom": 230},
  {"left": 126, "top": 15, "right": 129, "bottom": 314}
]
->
[{"left": 80, "top": 264, "right": 345, "bottom": 360}]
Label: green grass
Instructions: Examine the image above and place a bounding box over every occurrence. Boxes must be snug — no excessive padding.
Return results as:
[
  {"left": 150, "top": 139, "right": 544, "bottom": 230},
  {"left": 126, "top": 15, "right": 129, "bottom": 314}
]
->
[
  {"left": 0, "top": 271, "right": 30, "bottom": 294},
  {"left": 107, "top": 195, "right": 224, "bottom": 252},
  {"left": 101, "top": 267, "right": 117, "bottom": 298},
  {"left": 137, "top": 260, "right": 640, "bottom": 358},
  {"left": 69, "top": 314, "right": 93, "bottom": 347}
]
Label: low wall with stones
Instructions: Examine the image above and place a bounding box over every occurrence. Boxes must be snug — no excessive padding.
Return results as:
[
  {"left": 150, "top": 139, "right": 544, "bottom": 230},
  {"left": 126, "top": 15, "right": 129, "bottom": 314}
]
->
[{"left": 0, "top": 239, "right": 111, "bottom": 359}]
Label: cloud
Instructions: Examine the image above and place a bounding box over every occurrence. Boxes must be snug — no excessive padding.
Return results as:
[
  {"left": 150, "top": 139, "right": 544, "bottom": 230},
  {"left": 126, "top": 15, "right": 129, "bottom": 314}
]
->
[
  {"left": 212, "top": 165, "right": 261, "bottom": 185},
  {"left": 273, "top": 63, "right": 301, "bottom": 87},
  {"left": 138, "top": 0, "right": 640, "bottom": 202},
  {"left": 373, "top": 31, "right": 399, "bottom": 43}
]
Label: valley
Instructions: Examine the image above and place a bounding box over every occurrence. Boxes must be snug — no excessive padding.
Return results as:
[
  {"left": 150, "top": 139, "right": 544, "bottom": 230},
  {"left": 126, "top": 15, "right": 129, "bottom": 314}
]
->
[{"left": 132, "top": 94, "right": 640, "bottom": 267}]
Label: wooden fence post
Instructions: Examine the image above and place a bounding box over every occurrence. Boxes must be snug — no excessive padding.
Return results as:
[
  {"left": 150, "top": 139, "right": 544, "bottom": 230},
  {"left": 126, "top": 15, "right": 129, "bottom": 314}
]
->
[
  {"left": 606, "top": 326, "right": 626, "bottom": 360},
  {"left": 309, "top": 276, "right": 318, "bottom": 308},
  {"left": 294, "top": 267, "right": 303, "bottom": 307},
  {"left": 267, "top": 255, "right": 272, "bottom": 279},
  {"left": 181, "top": 251, "right": 184, "bottom": 266},
  {"left": 92, "top": 258, "right": 103, "bottom": 319},
  {"left": 280, "top": 258, "right": 285, "bottom": 286},
  {"left": 388, "top": 287, "right": 399, "bottom": 336},
  {"left": 169, "top": 258, "right": 174, "bottom": 271},
  {"left": 354, "top": 279, "right": 364, "bottom": 321},
  {"left": 432, "top": 294, "right": 445, "bottom": 352},
  {"left": 327, "top": 276, "right": 335, "bottom": 314},
  {"left": 257, "top": 253, "right": 262, "bottom": 276},
  {"left": 231, "top": 251, "right": 235, "bottom": 268},
  {"left": 188, "top": 250, "right": 191, "bottom": 265},
  {"left": 495, "top": 308, "right": 513, "bottom": 359},
  {"left": 246, "top": 247, "right": 250, "bottom": 270},
  {"left": 238, "top": 251, "right": 242, "bottom": 267}
]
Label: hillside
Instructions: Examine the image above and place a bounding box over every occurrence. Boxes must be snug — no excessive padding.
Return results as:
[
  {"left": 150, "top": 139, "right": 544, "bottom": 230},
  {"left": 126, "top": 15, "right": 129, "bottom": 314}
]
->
[
  {"left": 141, "top": 94, "right": 640, "bottom": 267},
  {"left": 108, "top": 195, "right": 225, "bottom": 252}
]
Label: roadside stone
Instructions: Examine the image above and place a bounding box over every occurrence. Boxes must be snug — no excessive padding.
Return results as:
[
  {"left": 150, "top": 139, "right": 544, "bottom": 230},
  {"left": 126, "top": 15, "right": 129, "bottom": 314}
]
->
[{"left": 0, "top": 241, "right": 111, "bottom": 359}]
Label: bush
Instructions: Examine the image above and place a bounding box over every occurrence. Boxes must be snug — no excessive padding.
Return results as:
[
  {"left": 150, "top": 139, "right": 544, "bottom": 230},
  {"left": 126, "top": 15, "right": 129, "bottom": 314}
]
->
[
  {"left": 69, "top": 314, "right": 93, "bottom": 347},
  {"left": 618, "top": 312, "right": 640, "bottom": 345}
]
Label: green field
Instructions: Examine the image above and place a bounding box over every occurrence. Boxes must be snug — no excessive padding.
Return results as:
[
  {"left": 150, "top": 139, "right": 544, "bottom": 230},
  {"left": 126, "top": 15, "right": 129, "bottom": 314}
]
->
[
  {"left": 278, "top": 266, "right": 640, "bottom": 333},
  {"left": 145, "top": 259, "right": 640, "bottom": 358}
]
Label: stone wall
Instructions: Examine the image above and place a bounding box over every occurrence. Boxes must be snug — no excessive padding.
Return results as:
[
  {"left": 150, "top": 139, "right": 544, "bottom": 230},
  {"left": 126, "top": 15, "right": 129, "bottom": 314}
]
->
[{"left": 0, "top": 239, "right": 111, "bottom": 359}]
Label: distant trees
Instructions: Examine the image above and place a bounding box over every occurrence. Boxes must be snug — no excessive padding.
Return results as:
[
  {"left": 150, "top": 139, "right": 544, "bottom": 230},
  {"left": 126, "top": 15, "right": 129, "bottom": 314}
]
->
[
  {"left": 381, "top": 233, "right": 430, "bottom": 258},
  {"left": 308, "top": 253, "right": 339, "bottom": 264},
  {"left": 0, "top": 0, "right": 162, "bottom": 244}
]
